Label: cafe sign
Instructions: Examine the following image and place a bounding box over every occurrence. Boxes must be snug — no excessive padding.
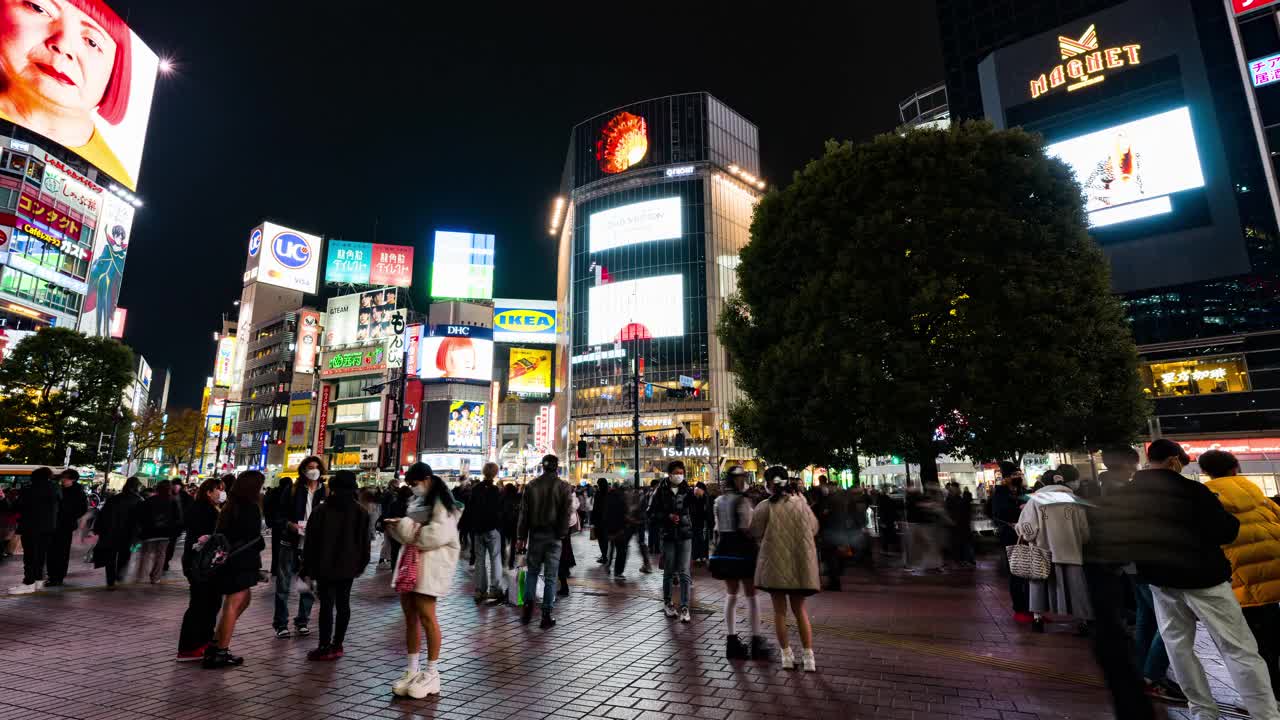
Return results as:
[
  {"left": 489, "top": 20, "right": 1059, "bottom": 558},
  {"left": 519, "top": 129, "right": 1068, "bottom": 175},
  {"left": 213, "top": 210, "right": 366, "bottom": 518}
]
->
[{"left": 1029, "top": 24, "right": 1142, "bottom": 100}]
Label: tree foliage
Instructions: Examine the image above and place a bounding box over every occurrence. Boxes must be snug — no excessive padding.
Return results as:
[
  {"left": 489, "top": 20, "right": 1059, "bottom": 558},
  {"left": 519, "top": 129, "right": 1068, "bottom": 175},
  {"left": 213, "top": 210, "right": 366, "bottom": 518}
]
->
[
  {"left": 0, "top": 327, "right": 135, "bottom": 465},
  {"left": 161, "top": 408, "right": 203, "bottom": 470},
  {"left": 719, "top": 122, "right": 1148, "bottom": 477}
]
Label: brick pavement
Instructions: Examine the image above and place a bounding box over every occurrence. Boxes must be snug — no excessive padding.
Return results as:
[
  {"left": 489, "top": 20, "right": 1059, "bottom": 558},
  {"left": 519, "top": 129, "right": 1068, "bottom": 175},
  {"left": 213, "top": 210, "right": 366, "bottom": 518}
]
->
[{"left": 0, "top": 532, "right": 1243, "bottom": 720}]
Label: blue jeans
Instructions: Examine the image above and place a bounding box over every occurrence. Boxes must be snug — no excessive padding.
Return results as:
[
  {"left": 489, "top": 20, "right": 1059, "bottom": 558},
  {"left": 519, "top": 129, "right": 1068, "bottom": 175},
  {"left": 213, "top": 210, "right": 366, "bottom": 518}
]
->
[
  {"left": 1134, "top": 581, "right": 1170, "bottom": 681},
  {"left": 273, "top": 545, "right": 314, "bottom": 631},
  {"left": 475, "top": 529, "right": 502, "bottom": 594},
  {"left": 525, "top": 531, "right": 562, "bottom": 613},
  {"left": 662, "top": 538, "right": 692, "bottom": 608}
]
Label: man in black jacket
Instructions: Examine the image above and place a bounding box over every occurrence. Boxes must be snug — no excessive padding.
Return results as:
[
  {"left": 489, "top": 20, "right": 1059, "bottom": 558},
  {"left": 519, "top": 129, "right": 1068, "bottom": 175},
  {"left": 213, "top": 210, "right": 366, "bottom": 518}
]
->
[
  {"left": 45, "top": 470, "right": 88, "bottom": 586},
  {"left": 516, "top": 455, "right": 572, "bottom": 628},
  {"left": 274, "top": 458, "right": 325, "bottom": 638},
  {"left": 10, "top": 467, "right": 57, "bottom": 593},
  {"left": 468, "top": 463, "right": 504, "bottom": 603},
  {"left": 648, "top": 461, "right": 694, "bottom": 623},
  {"left": 1128, "top": 440, "right": 1279, "bottom": 720}
]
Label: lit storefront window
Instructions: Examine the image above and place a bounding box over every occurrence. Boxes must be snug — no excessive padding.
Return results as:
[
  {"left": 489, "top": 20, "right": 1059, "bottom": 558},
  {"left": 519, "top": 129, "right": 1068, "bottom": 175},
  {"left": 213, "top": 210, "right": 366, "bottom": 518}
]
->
[{"left": 1140, "top": 354, "right": 1250, "bottom": 397}]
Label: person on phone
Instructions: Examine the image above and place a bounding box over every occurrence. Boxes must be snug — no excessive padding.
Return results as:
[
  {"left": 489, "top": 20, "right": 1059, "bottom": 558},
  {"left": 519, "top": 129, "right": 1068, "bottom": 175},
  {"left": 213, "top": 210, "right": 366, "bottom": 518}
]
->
[
  {"left": 301, "top": 470, "right": 370, "bottom": 662},
  {"left": 386, "top": 463, "right": 460, "bottom": 699},
  {"left": 274, "top": 457, "right": 324, "bottom": 638}
]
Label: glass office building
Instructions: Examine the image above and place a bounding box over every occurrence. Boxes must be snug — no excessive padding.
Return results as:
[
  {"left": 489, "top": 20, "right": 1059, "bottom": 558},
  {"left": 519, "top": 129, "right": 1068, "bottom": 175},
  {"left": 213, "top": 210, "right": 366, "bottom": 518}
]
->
[{"left": 556, "top": 93, "right": 762, "bottom": 484}]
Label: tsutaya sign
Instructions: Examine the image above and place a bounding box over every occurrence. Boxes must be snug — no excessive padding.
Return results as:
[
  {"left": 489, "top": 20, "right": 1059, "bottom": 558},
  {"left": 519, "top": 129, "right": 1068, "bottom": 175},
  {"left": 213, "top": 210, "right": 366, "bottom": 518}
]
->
[{"left": 1029, "top": 24, "right": 1142, "bottom": 100}]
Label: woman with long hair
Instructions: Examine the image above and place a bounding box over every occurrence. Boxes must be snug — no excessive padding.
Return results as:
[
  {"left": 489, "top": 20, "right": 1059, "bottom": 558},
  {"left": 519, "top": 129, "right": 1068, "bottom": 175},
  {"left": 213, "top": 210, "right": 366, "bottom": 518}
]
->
[
  {"left": 93, "top": 475, "right": 143, "bottom": 588},
  {"left": 176, "top": 476, "right": 225, "bottom": 662},
  {"left": 302, "top": 470, "right": 371, "bottom": 661},
  {"left": 711, "top": 466, "right": 766, "bottom": 660},
  {"left": 751, "top": 466, "right": 820, "bottom": 672},
  {"left": 386, "top": 463, "right": 461, "bottom": 698},
  {"left": 204, "top": 471, "right": 266, "bottom": 669}
]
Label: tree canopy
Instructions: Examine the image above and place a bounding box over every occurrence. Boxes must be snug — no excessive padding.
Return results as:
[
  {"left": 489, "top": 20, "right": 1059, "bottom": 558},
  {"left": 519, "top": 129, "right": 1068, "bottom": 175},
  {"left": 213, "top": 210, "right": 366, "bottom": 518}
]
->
[
  {"left": 719, "top": 121, "right": 1148, "bottom": 480},
  {"left": 0, "top": 327, "right": 135, "bottom": 465}
]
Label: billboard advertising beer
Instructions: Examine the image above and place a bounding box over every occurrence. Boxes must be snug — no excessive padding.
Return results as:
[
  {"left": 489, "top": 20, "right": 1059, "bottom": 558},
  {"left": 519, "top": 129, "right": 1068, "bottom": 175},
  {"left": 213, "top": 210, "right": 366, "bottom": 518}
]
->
[
  {"left": 0, "top": 0, "right": 159, "bottom": 190},
  {"left": 430, "top": 230, "right": 494, "bottom": 299},
  {"left": 507, "top": 347, "right": 551, "bottom": 398},
  {"left": 248, "top": 222, "right": 322, "bottom": 294},
  {"left": 419, "top": 324, "right": 493, "bottom": 384},
  {"left": 587, "top": 274, "right": 683, "bottom": 345},
  {"left": 493, "top": 298, "right": 556, "bottom": 344}
]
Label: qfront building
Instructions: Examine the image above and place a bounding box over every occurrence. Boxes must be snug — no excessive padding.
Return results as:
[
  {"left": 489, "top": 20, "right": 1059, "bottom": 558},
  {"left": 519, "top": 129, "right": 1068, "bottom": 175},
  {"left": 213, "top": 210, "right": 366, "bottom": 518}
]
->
[{"left": 555, "top": 93, "right": 763, "bottom": 485}]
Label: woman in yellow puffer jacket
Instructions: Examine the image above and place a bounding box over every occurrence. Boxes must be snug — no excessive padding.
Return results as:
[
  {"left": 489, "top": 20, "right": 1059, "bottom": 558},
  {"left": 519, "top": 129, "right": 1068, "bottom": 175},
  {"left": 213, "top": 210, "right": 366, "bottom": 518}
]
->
[{"left": 1199, "top": 449, "right": 1280, "bottom": 699}]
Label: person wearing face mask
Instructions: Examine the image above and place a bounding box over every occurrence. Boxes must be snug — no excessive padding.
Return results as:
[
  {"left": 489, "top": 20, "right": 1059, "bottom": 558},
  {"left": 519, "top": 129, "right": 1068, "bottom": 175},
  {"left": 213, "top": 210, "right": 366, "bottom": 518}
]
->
[
  {"left": 711, "top": 466, "right": 767, "bottom": 660},
  {"left": 274, "top": 456, "right": 325, "bottom": 639},
  {"left": 176, "top": 476, "right": 225, "bottom": 662},
  {"left": 992, "top": 461, "right": 1031, "bottom": 624},
  {"left": 648, "top": 461, "right": 695, "bottom": 622}
]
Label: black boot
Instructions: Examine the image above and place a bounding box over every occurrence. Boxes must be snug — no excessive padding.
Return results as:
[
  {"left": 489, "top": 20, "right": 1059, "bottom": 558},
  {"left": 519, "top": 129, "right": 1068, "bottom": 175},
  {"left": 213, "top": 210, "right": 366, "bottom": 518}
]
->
[
  {"left": 202, "top": 646, "right": 244, "bottom": 669},
  {"left": 750, "top": 635, "right": 770, "bottom": 660},
  {"left": 520, "top": 603, "right": 534, "bottom": 625},
  {"left": 540, "top": 609, "right": 556, "bottom": 629},
  {"left": 726, "top": 634, "right": 750, "bottom": 660},
  {"left": 557, "top": 580, "right": 570, "bottom": 597}
]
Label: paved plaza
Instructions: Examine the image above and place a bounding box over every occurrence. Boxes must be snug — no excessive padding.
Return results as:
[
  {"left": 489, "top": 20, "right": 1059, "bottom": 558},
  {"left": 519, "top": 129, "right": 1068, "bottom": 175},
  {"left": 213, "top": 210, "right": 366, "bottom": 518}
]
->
[{"left": 0, "top": 533, "right": 1244, "bottom": 720}]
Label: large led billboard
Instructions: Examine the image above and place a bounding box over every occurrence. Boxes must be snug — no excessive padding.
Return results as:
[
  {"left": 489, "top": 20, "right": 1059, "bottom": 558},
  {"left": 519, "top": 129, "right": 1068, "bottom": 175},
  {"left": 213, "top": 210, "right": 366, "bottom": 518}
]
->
[
  {"left": 589, "top": 197, "right": 681, "bottom": 253},
  {"left": 0, "top": 0, "right": 159, "bottom": 191},
  {"left": 325, "top": 240, "right": 414, "bottom": 287},
  {"left": 213, "top": 336, "right": 236, "bottom": 387},
  {"left": 587, "top": 274, "right": 684, "bottom": 345},
  {"left": 493, "top": 298, "right": 556, "bottom": 344},
  {"left": 419, "top": 324, "right": 494, "bottom": 384},
  {"left": 324, "top": 289, "right": 398, "bottom": 347},
  {"left": 507, "top": 347, "right": 552, "bottom": 398},
  {"left": 431, "top": 230, "right": 494, "bottom": 299},
  {"left": 77, "top": 191, "right": 134, "bottom": 336},
  {"left": 244, "top": 222, "right": 322, "bottom": 294},
  {"left": 1045, "top": 107, "right": 1205, "bottom": 229},
  {"left": 447, "top": 400, "right": 486, "bottom": 450}
]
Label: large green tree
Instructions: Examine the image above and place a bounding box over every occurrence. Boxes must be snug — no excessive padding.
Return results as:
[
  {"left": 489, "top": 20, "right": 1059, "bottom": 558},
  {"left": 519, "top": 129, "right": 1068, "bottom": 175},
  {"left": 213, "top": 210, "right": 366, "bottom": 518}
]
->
[
  {"left": 719, "top": 122, "right": 1148, "bottom": 481},
  {"left": 0, "top": 327, "right": 135, "bottom": 465}
]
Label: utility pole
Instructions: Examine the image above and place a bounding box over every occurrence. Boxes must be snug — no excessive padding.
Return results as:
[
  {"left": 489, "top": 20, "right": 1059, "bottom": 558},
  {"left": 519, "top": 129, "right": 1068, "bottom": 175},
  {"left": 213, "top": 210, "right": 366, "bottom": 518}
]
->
[{"left": 632, "top": 351, "right": 642, "bottom": 489}]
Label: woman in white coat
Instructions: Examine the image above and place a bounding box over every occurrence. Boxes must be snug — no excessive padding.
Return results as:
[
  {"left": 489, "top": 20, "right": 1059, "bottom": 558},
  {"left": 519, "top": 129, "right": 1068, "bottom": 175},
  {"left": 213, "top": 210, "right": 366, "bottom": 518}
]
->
[
  {"left": 1015, "top": 475, "right": 1092, "bottom": 634},
  {"left": 386, "top": 463, "right": 461, "bottom": 699}
]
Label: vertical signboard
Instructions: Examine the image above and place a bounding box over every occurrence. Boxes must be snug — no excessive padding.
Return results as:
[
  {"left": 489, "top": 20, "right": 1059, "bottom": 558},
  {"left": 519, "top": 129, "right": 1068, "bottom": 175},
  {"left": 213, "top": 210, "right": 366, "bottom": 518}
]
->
[
  {"left": 78, "top": 193, "right": 135, "bottom": 337},
  {"left": 315, "top": 383, "right": 331, "bottom": 458},
  {"left": 406, "top": 323, "right": 423, "bottom": 377},
  {"left": 285, "top": 395, "right": 313, "bottom": 467},
  {"left": 295, "top": 310, "right": 320, "bottom": 374},
  {"left": 109, "top": 308, "right": 127, "bottom": 339},
  {"left": 213, "top": 336, "right": 236, "bottom": 387},
  {"left": 402, "top": 379, "right": 423, "bottom": 466}
]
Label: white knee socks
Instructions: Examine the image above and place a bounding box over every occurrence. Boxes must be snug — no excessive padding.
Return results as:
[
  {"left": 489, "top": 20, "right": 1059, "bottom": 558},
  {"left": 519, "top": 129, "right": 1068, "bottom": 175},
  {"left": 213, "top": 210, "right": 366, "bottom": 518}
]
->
[
  {"left": 747, "top": 594, "right": 760, "bottom": 637},
  {"left": 407, "top": 652, "right": 420, "bottom": 673},
  {"left": 725, "top": 594, "right": 738, "bottom": 635}
]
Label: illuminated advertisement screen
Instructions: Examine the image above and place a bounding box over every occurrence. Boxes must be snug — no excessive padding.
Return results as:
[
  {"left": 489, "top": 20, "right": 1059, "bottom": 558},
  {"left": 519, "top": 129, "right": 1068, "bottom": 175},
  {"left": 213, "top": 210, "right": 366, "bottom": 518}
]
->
[
  {"left": 587, "top": 274, "right": 683, "bottom": 345},
  {"left": 324, "top": 289, "right": 399, "bottom": 347},
  {"left": 325, "top": 240, "right": 371, "bottom": 284},
  {"left": 1045, "top": 107, "right": 1205, "bottom": 229},
  {"left": 213, "top": 336, "right": 236, "bottom": 387},
  {"left": 589, "top": 197, "right": 681, "bottom": 253},
  {"left": 0, "top": 0, "right": 159, "bottom": 191},
  {"left": 430, "top": 230, "right": 494, "bottom": 299},
  {"left": 77, "top": 191, "right": 133, "bottom": 336},
  {"left": 493, "top": 298, "right": 556, "bottom": 344},
  {"left": 245, "top": 221, "right": 322, "bottom": 294},
  {"left": 419, "top": 324, "right": 493, "bottom": 384},
  {"left": 447, "top": 401, "right": 486, "bottom": 450},
  {"left": 507, "top": 347, "right": 552, "bottom": 398}
]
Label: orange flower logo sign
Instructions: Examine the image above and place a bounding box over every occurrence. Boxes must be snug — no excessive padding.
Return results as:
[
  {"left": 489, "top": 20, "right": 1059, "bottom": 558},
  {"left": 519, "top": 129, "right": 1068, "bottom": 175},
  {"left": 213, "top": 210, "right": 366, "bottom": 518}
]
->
[{"left": 596, "top": 111, "right": 649, "bottom": 174}]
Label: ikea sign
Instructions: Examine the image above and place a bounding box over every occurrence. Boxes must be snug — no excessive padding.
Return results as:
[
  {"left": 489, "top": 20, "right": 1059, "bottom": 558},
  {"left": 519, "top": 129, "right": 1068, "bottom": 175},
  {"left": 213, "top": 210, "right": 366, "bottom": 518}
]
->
[{"left": 493, "top": 298, "right": 556, "bottom": 345}]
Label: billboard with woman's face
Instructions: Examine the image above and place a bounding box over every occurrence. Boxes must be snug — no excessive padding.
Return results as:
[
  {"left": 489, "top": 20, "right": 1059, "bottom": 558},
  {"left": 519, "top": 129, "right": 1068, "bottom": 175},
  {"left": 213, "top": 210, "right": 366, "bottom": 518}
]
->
[{"left": 0, "top": 0, "right": 159, "bottom": 191}]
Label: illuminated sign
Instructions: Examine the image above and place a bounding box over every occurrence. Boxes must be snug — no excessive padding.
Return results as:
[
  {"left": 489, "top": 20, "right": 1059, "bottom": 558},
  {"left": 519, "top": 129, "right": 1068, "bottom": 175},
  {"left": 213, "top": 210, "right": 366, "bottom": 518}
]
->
[
  {"left": 431, "top": 230, "right": 495, "bottom": 300},
  {"left": 370, "top": 244, "right": 414, "bottom": 287},
  {"left": 42, "top": 161, "right": 102, "bottom": 218},
  {"left": 507, "top": 347, "right": 552, "bottom": 398},
  {"left": 325, "top": 240, "right": 370, "bottom": 284},
  {"left": 295, "top": 310, "right": 320, "bottom": 374},
  {"left": 1249, "top": 52, "right": 1280, "bottom": 88},
  {"left": 214, "top": 336, "right": 236, "bottom": 387},
  {"left": 1172, "top": 437, "right": 1280, "bottom": 460},
  {"left": 1233, "top": 0, "right": 1280, "bottom": 15},
  {"left": 587, "top": 274, "right": 684, "bottom": 345},
  {"left": 448, "top": 401, "right": 486, "bottom": 450},
  {"left": 324, "top": 289, "right": 399, "bottom": 348},
  {"left": 6, "top": 253, "right": 87, "bottom": 294},
  {"left": 419, "top": 325, "right": 494, "bottom": 384},
  {"left": 571, "top": 348, "right": 626, "bottom": 364},
  {"left": 661, "top": 446, "right": 710, "bottom": 458},
  {"left": 589, "top": 197, "right": 682, "bottom": 253},
  {"left": 251, "top": 222, "right": 321, "bottom": 294},
  {"left": 1029, "top": 24, "right": 1141, "bottom": 100},
  {"left": 597, "top": 111, "right": 648, "bottom": 174},
  {"left": 493, "top": 298, "right": 557, "bottom": 344},
  {"left": 17, "top": 188, "right": 87, "bottom": 253},
  {"left": 322, "top": 346, "right": 387, "bottom": 377},
  {"left": 665, "top": 166, "right": 695, "bottom": 177},
  {"left": 109, "top": 308, "right": 127, "bottom": 339}
]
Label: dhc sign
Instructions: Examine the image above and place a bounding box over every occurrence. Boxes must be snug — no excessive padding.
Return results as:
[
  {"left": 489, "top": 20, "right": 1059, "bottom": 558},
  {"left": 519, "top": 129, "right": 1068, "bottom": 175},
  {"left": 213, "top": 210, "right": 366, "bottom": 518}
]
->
[{"left": 492, "top": 299, "right": 557, "bottom": 345}]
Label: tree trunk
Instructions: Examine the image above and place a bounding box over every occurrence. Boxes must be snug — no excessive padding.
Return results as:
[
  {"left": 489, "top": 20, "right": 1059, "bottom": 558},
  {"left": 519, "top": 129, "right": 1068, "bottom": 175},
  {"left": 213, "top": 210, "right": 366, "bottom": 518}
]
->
[{"left": 917, "top": 451, "right": 940, "bottom": 489}]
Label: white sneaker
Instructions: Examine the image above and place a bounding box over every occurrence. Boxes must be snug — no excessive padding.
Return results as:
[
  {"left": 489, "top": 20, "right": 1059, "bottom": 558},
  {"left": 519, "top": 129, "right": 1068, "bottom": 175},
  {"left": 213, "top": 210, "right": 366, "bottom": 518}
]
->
[
  {"left": 407, "top": 669, "right": 440, "bottom": 699},
  {"left": 391, "top": 670, "right": 417, "bottom": 696},
  {"left": 780, "top": 647, "right": 795, "bottom": 670},
  {"left": 664, "top": 603, "right": 677, "bottom": 618},
  {"left": 802, "top": 649, "right": 816, "bottom": 672},
  {"left": 679, "top": 606, "right": 691, "bottom": 623},
  {"left": 8, "top": 580, "right": 42, "bottom": 595}
]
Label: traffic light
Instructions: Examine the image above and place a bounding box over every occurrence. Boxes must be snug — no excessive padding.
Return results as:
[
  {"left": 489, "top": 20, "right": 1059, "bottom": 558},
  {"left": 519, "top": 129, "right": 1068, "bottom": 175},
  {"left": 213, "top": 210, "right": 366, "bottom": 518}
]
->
[
  {"left": 333, "top": 432, "right": 346, "bottom": 453},
  {"left": 577, "top": 440, "right": 588, "bottom": 459}
]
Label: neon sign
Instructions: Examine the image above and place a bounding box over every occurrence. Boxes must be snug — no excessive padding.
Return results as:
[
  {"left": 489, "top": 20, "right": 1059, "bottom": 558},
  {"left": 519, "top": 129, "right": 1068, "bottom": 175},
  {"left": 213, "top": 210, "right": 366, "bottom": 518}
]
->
[{"left": 1029, "top": 24, "right": 1141, "bottom": 100}]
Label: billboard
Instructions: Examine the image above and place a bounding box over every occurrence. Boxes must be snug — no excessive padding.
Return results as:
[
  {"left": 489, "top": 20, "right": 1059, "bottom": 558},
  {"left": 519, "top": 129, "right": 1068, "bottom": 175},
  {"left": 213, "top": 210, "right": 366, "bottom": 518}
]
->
[
  {"left": 286, "top": 395, "right": 313, "bottom": 462},
  {"left": 1045, "top": 107, "right": 1205, "bottom": 229},
  {"left": 493, "top": 298, "right": 556, "bottom": 344},
  {"left": 77, "top": 191, "right": 134, "bottom": 336},
  {"left": 246, "top": 222, "right": 322, "bottom": 294},
  {"left": 1233, "top": 0, "right": 1280, "bottom": 15},
  {"left": 324, "top": 240, "right": 370, "bottom": 284},
  {"left": 447, "top": 400, "right": 486, "bottom": 450},
  {"left": 419, "top": 324, "right": 493, "bottom": 384},
  {"left": 109, "top": 307, "right": 126, "bottom": 338},
  {"left": 0, "top": 326, "right": 34, "bottom": 361},
  {"left": 0, "top": 1, "right": 159, "bottom": 190},
  {"left": 321, "top": 345, "right": 387, "bottom": 377},
  {"left": 507, "top": 347, "right": 552, "bottom": 398},
  {"left": 589, "top": 197, "right": 681, "bottom": 253},
  {"left": 430, "top": 230, "right": 494, "bottom": 299},
  {"left": 294, "top": 310, "right": 320, "bottom": 374},
  {"left": 370, "top": 243, "right": 413, "bottom": 287},
  {"left": 324, "top": 288, "right": 398, "bottom": 347},
  {"left": 587, "top": 274, "right": 684, "bottom": 345},
  {"left": 213, "top": 336, "right": 236, "bottom": 387}
]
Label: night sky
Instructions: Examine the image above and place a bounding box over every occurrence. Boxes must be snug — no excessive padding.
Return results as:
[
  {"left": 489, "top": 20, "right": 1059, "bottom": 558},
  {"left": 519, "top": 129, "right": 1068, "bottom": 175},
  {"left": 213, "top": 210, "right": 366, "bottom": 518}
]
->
[{"left": 106, "top": 3, "right": 943, "bottom": 409}]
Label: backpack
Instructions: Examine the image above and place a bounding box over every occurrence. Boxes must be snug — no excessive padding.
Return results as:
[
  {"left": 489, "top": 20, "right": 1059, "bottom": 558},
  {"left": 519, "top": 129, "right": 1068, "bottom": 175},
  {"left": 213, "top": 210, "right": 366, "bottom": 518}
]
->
[{"left": 189, "top": 533, "right": 257, "bottom": 584}]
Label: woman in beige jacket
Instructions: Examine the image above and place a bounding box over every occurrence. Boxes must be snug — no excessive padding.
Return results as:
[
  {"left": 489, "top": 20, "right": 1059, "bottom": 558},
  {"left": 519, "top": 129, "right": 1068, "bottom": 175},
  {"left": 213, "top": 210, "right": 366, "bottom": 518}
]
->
[{"left": 751, "top": 466, "right": 821, "bottom": 672}]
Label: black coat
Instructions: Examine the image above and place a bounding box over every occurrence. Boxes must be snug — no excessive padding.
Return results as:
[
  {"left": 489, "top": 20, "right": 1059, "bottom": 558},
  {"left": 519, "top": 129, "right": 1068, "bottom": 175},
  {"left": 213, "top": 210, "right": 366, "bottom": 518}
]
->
[
  {"left": 283, "top": 483, "right": 326, "bottom": 544},
  {"left": 17, "top": 476, "right": 58, "bottom": 535},
  {"left": 499, "top": 490, "right": 520, "bottom": 533},
  {"left": 182, "top": 501, "right": 220, "bottom": 574},
  {"left": 990, "top": 484, "right": 1025, "bottom": 546},
  {"left": 647, "top": 481, "right": 693, "bottom": 541},
  {"left": 94, "top": 491, "right": 143, "bottom": 554},
  {"left": 602, "top": 489, "right": 628, "bottom": 535},
  {"left": 1088, "top": 468, "right": 1239, "bottom": 590},
  {"left": 216, "top": 503, "right": 264, "bottom": 574},
  {"left": 465, "top": 480, "right": 502, "bottom": 533},
  {"left": 55, "top": 483, "right": 88, "bottom": 532},
  {"left": 139, "top": 495, "right": 179, "bottom": 540},
  {"left": 302, "top": 500, "right": 371, "bottom": 580}
]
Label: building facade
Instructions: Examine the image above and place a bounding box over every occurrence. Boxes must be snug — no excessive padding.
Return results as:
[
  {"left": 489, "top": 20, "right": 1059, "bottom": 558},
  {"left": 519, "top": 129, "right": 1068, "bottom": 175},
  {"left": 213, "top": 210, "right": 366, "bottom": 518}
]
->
[{"left": 555, "top": 93, "right": 763, "bottom": 485}]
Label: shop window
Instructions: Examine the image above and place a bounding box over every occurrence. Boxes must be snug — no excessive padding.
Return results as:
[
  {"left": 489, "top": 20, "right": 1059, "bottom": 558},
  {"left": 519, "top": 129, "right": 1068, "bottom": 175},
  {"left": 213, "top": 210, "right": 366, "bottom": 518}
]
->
[{"left": 1140, "top": 354, "right": 1251, "bottom": 398}]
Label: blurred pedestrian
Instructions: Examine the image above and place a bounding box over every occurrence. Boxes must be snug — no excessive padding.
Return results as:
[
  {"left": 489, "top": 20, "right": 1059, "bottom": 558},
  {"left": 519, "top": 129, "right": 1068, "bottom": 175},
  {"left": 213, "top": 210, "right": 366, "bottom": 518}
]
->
[
  {"left": 204, "top": 471, "right": 266, "bottom": 669},
  {"left": 92, "top": 475, "right": 143, "bottom": 589},
  {"left": 944, "top": 482, "right": 974, "bottom": 568},
  {"left": 468, "top": 462, "right": 504, "bottom": 603},
  {"left": 559, "top": 487, "right": 579, "bottom": 597},
  {"left": 992, "top": 461, "right": 1031, "bottom": 624},
  {"left": 691, "top": 482, "right": 711, "bottom": 566},
  {"left": 387, "top": 463, "right": 461, "bottom": 699},
  {"left": 1016, "top": 476, "right": 1092, "bottom": 634},
  {"left": 302, "top": 470, "right": 370, "bottom": 662},
  {"left": 137, "top": 480, "right": 179, "bottom": 584},
  {"left": 516, "top": 455, "right": 572, "bottom": 628},
  {"left": 46, "top": 469, "right": 87, "bottom": 587},
  {"left": 752, "top": 466, "right": 820, "bottom": 672},
  {"left": 9, "top": 466, "right": 57, "bottom": 593},
  {"left": 500, "top": 482, "right": 521, "bottom": 569},
  {"left": 711, "top": 466, "right": 766, "bottom": 660},
  {"left": 166, "top": 478, "right": 192, "bottom": 573},
  {"left": 176, "top": 476, "right": 224, "bottom": 662},
  {"left": 275, "top": 457, "right": 324, "bottom": 638},
  {"left": 1200, "top": 449, "right": 1280, "bottom": 699},
  {"left": 264, "top": 476, "right": 293, "bottom": 573},
  {"left": 650, "top": 461, "right": 694, "bottom": 622},
  {"left": 592, "top": 478, "right": 611, "bottom": 566},
  {"left": 814, "top": 475, "right": 853, "bottom": 589}
]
